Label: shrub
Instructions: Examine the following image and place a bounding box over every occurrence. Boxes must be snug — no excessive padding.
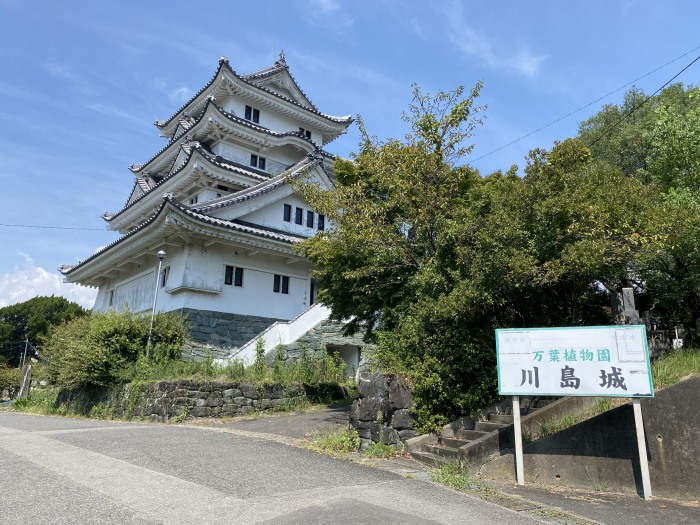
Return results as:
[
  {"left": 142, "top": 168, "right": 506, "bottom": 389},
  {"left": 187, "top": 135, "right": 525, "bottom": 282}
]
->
[
  {"left": 41, "top": 310, "right": 188, "bottom": 389},
  {"left": 0, "top": 365, "right": 21, "bottom": 398}
]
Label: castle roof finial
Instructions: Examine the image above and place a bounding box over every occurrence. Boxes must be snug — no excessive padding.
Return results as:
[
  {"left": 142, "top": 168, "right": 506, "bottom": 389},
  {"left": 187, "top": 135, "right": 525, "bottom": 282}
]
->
[{"left": 278, "top": 50, "right": 286, "bottom": 65}]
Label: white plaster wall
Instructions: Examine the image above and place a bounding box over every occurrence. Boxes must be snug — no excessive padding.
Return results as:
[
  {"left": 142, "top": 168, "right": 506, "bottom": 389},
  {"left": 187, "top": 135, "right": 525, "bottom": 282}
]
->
[
  {"left": 212, "top": 142, "right": 294, "bottom": 176},
  {"left": 92, "top": 241, "right": 313, "bottom": 320},
  {"left": 112, "top": 269, "right": 155, "bottom": 313},
  {"left": 240, "top": 195, "right": 325, "bottom": 236},
  {"left": 222, "top": 97, "right": 319, "bottom": 145}
]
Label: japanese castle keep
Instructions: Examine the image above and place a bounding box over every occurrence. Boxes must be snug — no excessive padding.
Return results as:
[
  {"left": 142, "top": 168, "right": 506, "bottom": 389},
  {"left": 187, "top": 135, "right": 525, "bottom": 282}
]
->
[{"left": 60, "top": 54, "right": 358, "bottom": 363}]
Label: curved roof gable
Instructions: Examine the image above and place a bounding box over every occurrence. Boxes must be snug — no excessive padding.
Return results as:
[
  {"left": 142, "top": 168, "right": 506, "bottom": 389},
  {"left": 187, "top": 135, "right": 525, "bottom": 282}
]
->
[
  {"left": 242, "top": 52, "right": 316, "bottom": 110},
  {"left": 134, "top": 99, "right": 319, "bottom": 176},
  {"left": 154, "top": 56, "right": 351, "bottom": 141},
  {"left": 105, "top": 144, "right": 270, "bottom": 224}
]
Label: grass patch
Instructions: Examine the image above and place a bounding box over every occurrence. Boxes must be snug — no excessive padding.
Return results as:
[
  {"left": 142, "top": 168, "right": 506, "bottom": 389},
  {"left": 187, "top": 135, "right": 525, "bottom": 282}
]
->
[
  {"left": 430, "top": 463, "right": 499, "bottom": 498},
  {"left": 651, "top": 347, "right": 700, "bottom": 390},
  {"left": 363, "top": 442, "right": 396, "bottom": 458},
  {"left": 309, "top": 428, "right": 360, "bottom": 455},
  {"left": 529, "top": 348, "right": 699, "bottom": 441},
  {"left": 533, "top": 397, "right": 626, "bottom": 440}
]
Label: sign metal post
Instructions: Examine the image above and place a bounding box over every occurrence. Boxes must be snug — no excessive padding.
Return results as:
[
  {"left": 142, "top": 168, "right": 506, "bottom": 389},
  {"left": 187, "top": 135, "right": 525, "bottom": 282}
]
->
[{"left": 512, "top": 395, "right": 524, "bottom": 485}]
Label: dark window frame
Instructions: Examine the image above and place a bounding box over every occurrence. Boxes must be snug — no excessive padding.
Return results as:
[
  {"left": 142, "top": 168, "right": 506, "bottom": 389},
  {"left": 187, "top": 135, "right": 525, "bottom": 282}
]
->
[
  {"left": 295, "top": 207, "right": 303, "bottom": 225},
  {"left": 245, "top": 105, "right": 260, "bottom": 123},
  {"left": 250, "top": 154, "right": 266, "bottom": 170},
  {"left": 273, "top": 274, "right": 290, "bottom": 294},
  {"left": 318, "top": 214, "right": 325, "bottom": 231},
  {"left": 283, "top": 204, "right": 292, "bottom": 222},
  {"left": 225, "top": 265, "right": 244, "bottom": 287},
  {"left": 306, "top": 210, "right": 314, "bottom": 228},
  {"left": 273, "top": 274, "right": 281, "bottom": 293}
]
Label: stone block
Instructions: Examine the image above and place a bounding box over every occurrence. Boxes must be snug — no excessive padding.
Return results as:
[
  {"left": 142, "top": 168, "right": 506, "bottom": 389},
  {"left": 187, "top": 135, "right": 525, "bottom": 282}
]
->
[
  {"left": 239, "top": 385, "right": 260, "bottom": 399},
  {"left": 188, "top": 406, "right": 211, "bottom": 418},
  {"left": 262, "top": 383, "right": 285, "bottom": 399},
  {"left": 195, "top": 398, "right": 208, "bottom": 407},
  {"left": 350, "top": 397, "right": 391, "bottom": 423},
  {"left": 398, "top": 429, "right": 416, "bottom": 440},
  {"left": 391, "top": 409, "right": 414, "bottom": 430},
  {"left": 356, "top": 373, "right": 389, "bottom": 399},
  {"left": 233, "top": 396, "right": 252, "bottom": 406},
  {"left": 206, "top": 397, "right": 223, "bottom": 408},
  {"left": 388, "top": 378, "right": 413, "bottom": 410}
]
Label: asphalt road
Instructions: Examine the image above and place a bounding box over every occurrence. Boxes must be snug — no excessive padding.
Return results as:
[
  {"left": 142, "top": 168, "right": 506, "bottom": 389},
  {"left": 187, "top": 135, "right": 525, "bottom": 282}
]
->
[{"left": 0, "top": 412, "right": 546, "bottom": 525}]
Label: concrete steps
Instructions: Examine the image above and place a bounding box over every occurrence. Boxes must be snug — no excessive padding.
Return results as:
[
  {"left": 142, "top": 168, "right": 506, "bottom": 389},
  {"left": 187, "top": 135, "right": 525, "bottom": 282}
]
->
[{"left": 407, "top": 396, "right": 559, "bottom": 468}]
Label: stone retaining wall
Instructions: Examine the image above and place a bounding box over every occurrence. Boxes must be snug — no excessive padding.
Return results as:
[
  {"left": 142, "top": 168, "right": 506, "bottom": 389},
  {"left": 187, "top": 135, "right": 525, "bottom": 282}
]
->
[
  {"left": 116, "top": 380, "right": 306, "bottom": 421},
  {"left": 55, "top": 380, "right": 348, "bottom": 423},
  {"left": 179, "top": 309, "right": 282, "bottom": 359},
  {"left": 282, "top": 320, "right": 368, "bottom": 360},
  {"left": 349, "top": 372, "right": 416, "bottom": 449}
]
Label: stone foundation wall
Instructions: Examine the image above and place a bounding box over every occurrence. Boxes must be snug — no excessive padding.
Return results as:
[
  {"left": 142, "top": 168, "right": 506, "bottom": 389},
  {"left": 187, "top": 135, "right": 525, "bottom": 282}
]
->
[
  {"left": 116, "top": 380, "right": 307, "bottom": 421},
  {"left": 54, "top": 380, "right": 350, "bottom": 423},
  {"left": 179, "top": 309, "right": 282, "bottom": 359},
  {"left": 349, "top": 372, "right": 416, "bottom": 449},
  {"left": 282, "top": 319, "right": 368, "bottom": 360}
]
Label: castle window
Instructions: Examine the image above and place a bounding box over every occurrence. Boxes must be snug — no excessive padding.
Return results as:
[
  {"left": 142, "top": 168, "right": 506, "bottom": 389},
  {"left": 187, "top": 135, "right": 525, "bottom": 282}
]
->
[
  {"left": 245, "top": 105, "right": 260, "bottom": 123},
  {"left": 298, "top": 127, "right": 312, "bottom": 139},
  {"left": 283, "top": 204, "right": 292, "bottom": 222},
  {"left": 306, "top": 210, "right": 314, "bottom": 228},
  {"left": 250, "top": 154, "right": 266, "bottom": 170},
  {"left": 224, "top": 265, "right": 244, "bottom": 287},
  {"left": 189, "top": 195, "right": 198, "bottom": 205},
  {"left": 108, "top": 290, "right": 114, "bottom": 307},
  {"left": 273, "top": 274, "right": 289, "bottom": 294},
  {"left": 318, "top": 214, "right": 325, "bottom": 231},
  {"left": 295, "top": 207, "right": 303, "bottom": 225}
]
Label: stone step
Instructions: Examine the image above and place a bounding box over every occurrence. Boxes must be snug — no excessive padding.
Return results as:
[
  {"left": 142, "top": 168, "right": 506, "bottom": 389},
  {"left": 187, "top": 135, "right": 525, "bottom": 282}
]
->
[
  {"left": 474, "top": 421, "right": 509, "bottom": 433},
  {"left": 441, "top": 437, "right": 471, "bottom": 449},
  {"left": 453, "top": 429, "right": 489, "bottom": 441},
  {"left": 532, "top": 399, "right": 556, "bottom": 409},
  {"left": 488, "top": 414, "right": 514, "bottom": 424},
  {"left": 409, "top": 450, "right": 451, "bottom": 467},
  {"left": 424, "top": 444, "right": 461, "bottom": 462}
]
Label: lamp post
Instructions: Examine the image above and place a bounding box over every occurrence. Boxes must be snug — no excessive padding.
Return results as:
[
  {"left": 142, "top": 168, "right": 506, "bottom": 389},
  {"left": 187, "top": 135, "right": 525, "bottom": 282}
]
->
[{"left": 146, "top": 250, "right": 167, "bottom": 355}]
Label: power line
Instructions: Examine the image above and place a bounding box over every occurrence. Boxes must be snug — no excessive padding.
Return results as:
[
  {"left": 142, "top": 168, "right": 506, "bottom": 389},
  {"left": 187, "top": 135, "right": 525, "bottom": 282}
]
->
[
  {"left": 471, "top": 45, "right": 700, "bottom": 164},
  {"left": 0, "top": 223, "right": 105, "bottom": 231},
  {"left": 587, "top": 53, "right": 700, "bottom": 149}
]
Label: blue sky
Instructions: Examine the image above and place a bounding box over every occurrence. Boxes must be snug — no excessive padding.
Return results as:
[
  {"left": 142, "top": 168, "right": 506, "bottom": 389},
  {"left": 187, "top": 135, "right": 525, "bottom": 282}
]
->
[{"left": 1, "top": 0, "right": 699, "bottom": 308}]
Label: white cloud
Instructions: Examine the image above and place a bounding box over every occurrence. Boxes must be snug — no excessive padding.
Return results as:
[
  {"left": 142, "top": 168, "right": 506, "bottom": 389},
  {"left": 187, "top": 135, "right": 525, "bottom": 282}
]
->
[
  {"left": 153, "top": 79, "right": 192, "bottom": 105},
  {"left": 307, "top": 0, "right": 340, "bottom": 15},
  {"left": 305, "top": 0, "right": 354, "bottom": 29},
  {"left": 444, "top": 1, "right": 548, "bottom": 77},
  {"left": 82, "top": 102, "right": 145, "bottom": 126},
  {"left": 410, "top": 17, "right": 427, "bottom": 40},
  {"left": 0, "top": 252, "right": 96, "bottom": 309}
]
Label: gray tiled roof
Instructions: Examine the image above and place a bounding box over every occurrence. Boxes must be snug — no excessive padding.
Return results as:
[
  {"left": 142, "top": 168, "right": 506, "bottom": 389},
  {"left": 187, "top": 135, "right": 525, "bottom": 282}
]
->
[
  {"left": 104, "top": 143, "right": 270, "bottom": 222},
  {"left": 63, "top": 194, "right": 307, "bottom": 276},
  {"left": 189, "top": 154, "right": 322, "bottom": 214},
  {"left": 155, "top": 57, "right": 351, "bottom": 133},
  {"left": 134, "top": 99, "right": 319, "bottom": 174}
]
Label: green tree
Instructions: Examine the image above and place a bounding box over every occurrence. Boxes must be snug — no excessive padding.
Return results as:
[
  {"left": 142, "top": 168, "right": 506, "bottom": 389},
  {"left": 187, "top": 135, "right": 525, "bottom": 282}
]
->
[
  {"left": 0, "top": 296, "right": 87, "bottom": 366},
  {"left": 298, "top": 83, "right": 659, "bottom": 430},
  {"left": 578, "top": 84, "right": 700, "bottom": 335},
  {"left": 578, "top": 84, "right": 695, "bottom": 180}
]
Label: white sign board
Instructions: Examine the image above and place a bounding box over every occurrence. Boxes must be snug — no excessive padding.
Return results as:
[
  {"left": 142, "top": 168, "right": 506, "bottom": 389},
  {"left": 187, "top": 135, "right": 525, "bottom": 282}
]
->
[{"left": 496, "top": 325, "right": 654, "bottom": 398}]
